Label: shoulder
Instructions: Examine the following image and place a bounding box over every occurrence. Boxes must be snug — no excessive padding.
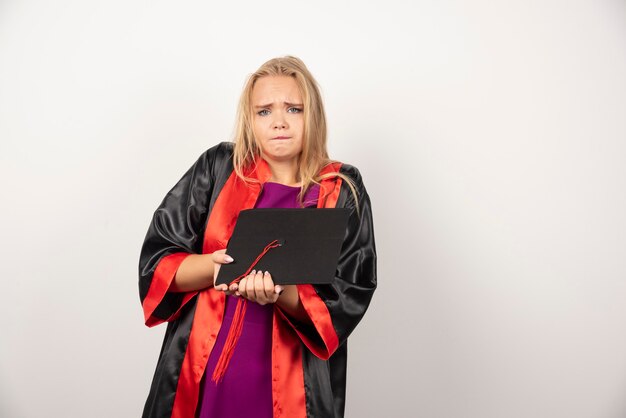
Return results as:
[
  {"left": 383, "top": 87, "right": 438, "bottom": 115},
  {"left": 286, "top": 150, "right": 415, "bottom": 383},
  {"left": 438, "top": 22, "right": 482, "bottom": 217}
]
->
[
  {"left": 173, "top": 142, "right": 234, "bottom": 190},
  {"left": 198, "top": 141, "right": 234, "bottom": 164},
  {"left": 332, "top": 161, "right": 370, "bottom": 210},
  {"left": 332, "top": 162, "right": 367, "bottom": 198},
  {"left": 188, "top": 141, "right": 234, "bottom": 178},
  {"left": 338, "top": 163, "right": 364, "bottom": 188},
  {"left": 323, "top": 160, "right": 364, "bottom": 184}
]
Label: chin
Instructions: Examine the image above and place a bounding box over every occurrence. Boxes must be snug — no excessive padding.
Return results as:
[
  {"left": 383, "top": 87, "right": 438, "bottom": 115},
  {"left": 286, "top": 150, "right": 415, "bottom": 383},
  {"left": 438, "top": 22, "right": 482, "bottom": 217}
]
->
[{"left": 267, "top": 153, "right": 299, "bottom": 162}]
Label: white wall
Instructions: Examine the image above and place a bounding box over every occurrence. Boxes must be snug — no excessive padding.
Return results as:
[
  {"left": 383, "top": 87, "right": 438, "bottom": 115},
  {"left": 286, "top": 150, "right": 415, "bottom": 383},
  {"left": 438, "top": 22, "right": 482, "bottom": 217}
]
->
[{"left": 1, "top": 1, "right": 625, "bottom": 417}]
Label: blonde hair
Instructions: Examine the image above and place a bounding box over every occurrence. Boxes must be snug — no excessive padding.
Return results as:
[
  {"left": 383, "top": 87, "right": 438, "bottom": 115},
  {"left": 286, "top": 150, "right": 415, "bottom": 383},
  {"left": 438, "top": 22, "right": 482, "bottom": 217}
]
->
[{"left": 231, "top": 55, "right": 359, "bottom": 212}]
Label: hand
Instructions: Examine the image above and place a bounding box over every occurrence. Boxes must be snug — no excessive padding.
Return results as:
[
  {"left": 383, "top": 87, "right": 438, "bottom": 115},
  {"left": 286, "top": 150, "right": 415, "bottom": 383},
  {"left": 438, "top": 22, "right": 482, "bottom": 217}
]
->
[
  {"left": 211, "top": 249, "right": 238, "bottom": 296},
  {"left": 236, "top": 270, "right": 283, "bottom": 305}
]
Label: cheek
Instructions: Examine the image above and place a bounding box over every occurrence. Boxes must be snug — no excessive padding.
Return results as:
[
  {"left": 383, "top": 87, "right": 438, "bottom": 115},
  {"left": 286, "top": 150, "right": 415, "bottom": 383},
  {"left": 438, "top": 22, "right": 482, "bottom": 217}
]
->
[
  {"left": 251, "top": 120, "right": 265, "bottom": 142},
  {"left": 250, "top": 123, "right": 261, "bottom": 147},
  {"left": 294, "top": 118, "right": 304, "bottom": 136},
  {"left": 253, "top": 135, "right": 264, "bottom": 152}
]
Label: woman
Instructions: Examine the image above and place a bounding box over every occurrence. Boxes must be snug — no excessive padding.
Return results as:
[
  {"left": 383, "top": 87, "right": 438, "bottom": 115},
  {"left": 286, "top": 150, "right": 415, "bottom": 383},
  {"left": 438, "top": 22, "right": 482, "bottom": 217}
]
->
[{"left": 139, "top": 56, "right": 377, "bottom": 418}]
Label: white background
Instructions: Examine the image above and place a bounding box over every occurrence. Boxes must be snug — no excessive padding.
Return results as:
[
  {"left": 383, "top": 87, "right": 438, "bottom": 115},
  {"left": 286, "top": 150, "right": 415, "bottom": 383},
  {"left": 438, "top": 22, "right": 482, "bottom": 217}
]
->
[{"left": 1, "top": 1, "right": 625, "bottom": 417}]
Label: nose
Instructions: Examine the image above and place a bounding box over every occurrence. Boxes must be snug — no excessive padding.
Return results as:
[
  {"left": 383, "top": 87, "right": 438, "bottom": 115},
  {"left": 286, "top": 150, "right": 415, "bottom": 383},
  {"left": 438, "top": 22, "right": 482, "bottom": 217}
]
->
[{"left": 272, "top": 112, "right": 288, "bottom": 129}]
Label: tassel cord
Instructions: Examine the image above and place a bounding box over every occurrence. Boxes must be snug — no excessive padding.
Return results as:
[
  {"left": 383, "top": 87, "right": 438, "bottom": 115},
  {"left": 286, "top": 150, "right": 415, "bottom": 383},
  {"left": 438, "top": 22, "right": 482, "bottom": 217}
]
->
[{"left": 211, "top": 239, "right": 281, "bottom": 384}]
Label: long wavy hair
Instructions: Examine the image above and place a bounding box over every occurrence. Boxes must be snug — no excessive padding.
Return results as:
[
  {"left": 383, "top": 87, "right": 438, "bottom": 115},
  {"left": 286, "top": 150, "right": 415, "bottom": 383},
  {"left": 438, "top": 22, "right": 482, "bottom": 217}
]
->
[{"left": 231, "top": 56, "right": 358, "bottom": 210}]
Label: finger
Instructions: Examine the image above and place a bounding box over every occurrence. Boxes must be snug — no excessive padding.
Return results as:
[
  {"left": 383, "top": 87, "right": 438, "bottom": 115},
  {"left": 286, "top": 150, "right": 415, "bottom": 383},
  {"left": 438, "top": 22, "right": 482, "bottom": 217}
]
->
[
  {"left": 246, "top": 270, "right": 258, "bottom": 302},
  {"left": 254, "top": 270, "right": 267, "bottom": 304},
  {"left": 220, "top": 284, "right": 236, "bottom": 296},
  {"left": 262, "top": 271, "right": 274, "bottom": 302},
  {"left": 238, "top": 277, "right": 248, "bottom": 298},
  {"left": 211, "top": 249, "right": 234, "bottom": 265},
  {"left": 229, "top": 283, "right": 239, "bottom": 295},
  {"left": 272, "top": 284, "right": 283, "bottom": 303},
  {"left": 221, "top": 282, "right": 234, "bottom": 296},
  {"left": 245, "top": 271, "right": 257, "bottom": 301}
]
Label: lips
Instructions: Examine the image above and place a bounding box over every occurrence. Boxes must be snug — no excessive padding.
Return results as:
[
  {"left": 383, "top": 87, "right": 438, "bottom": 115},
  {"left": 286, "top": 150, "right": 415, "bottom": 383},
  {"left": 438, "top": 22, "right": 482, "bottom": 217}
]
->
[{"left": 272, "top": 136, "right": 291, "bottom": 140}]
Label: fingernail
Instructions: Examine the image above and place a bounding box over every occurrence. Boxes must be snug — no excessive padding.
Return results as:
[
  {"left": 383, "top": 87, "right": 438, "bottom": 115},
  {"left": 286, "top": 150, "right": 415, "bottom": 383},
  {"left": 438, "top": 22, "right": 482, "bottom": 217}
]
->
[
  {"left": 275, "top": 286, "right": 283, "bottom": 294},
  {"left": 264, "top": 271, "right": 269, "bottom": 276},
  {"left": 251, "top": 270, "right": 256, "bottom": 275},
  {"left": 225, "top": 255, "right": 234, "bottom": 263}
]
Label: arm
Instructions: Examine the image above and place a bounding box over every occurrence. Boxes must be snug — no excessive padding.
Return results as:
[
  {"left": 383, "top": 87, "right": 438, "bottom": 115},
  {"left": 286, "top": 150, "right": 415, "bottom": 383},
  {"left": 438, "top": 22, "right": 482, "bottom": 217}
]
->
[
  {"left": 169, "top": 250, "right": 235, "bottom": 292},
  {"left": 275, "top": 285, "right": 311, "bottom": 324},
  {"left": 138, "top": 144, "right": 222, "bottom": 327},
  {"left": 168, "top": 254, "right": 214, "bottom": 292},
  {"left": 284, "top": 166, "right": 378, "bottom": 358}
]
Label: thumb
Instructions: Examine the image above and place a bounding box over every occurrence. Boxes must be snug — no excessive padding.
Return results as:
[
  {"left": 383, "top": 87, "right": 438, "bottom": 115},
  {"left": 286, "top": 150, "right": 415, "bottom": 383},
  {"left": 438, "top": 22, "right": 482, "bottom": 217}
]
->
[{"left": 212, "top": 250, "right": 234, "bottom": 264}]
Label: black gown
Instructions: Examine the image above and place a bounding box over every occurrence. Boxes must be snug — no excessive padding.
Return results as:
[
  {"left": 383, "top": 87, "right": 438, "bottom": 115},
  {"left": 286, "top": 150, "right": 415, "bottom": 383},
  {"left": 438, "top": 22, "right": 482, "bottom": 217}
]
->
[{"left": 138, "top": 141, "right": 377, "bottom": 418}]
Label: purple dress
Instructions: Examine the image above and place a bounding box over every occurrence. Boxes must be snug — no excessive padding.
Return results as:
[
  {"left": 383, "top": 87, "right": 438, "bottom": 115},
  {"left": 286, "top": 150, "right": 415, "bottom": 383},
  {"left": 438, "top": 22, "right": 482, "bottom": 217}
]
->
[{"left": 196, "top": 181, "right": 320, "bottom": 418}]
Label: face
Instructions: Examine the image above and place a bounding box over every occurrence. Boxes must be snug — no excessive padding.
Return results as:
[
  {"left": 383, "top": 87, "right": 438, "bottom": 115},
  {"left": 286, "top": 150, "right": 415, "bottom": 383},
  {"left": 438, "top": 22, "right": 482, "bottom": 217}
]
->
[{"left": 251, "top": 76, "right": 304, "bottom": 166}]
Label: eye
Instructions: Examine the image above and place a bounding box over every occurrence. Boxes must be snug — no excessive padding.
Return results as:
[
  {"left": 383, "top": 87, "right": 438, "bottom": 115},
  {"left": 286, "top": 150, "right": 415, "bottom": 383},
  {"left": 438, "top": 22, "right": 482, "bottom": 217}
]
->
[
  {"left": 288, "top": 107, "right": 302, "bottom": 113},
  {"left": 257, "top": 109, "right": 270, "bottom": 116}
]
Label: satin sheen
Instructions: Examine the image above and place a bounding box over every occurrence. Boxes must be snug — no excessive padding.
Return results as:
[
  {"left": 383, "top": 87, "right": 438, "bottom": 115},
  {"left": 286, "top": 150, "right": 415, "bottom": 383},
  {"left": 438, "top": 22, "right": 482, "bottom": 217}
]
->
[{"left": 139, "top": 142, "right": 377, "bottom": 417}]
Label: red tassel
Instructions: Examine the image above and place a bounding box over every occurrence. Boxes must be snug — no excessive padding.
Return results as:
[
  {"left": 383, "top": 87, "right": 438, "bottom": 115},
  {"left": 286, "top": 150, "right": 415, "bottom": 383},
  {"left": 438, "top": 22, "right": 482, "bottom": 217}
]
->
[
  {"left": 211, "top": 297, "right": 248, "bottom": 383},
  {"left": 211, "top": 239, "right": 282, "bottom": 384}
]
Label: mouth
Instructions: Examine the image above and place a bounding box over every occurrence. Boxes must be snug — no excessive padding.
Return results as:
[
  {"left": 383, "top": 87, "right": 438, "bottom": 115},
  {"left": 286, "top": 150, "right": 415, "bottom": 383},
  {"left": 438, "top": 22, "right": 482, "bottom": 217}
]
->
[{"left": 271, "top": 136, "right": 291, "bottom": 140}]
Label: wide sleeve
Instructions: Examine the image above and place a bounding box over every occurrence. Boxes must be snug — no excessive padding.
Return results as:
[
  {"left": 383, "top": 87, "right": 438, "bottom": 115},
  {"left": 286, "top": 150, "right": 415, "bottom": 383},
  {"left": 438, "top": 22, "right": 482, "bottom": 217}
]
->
[
  {"left": 281, "top": 166, "right": 377, "bottom": 359},
  {"left": 138, "top": 145, "right": 218, "bottom": 327}
]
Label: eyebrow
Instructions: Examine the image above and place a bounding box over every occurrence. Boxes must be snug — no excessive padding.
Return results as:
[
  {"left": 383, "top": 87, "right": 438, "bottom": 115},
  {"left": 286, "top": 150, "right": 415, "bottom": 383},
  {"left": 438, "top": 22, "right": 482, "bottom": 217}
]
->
[{"left": 253, "top": 102, "right": 303, "bottom": 109}]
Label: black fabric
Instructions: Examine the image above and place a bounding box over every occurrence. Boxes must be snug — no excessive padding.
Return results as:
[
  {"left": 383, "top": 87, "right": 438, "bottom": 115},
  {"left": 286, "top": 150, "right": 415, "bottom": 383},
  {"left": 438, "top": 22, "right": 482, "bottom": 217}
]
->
[
  {"left": 302, "top": 347, "right": 335, "bottom": 417},
  {"left": 138, "top": 142, "right": 233, "bottom": 321},
  {"left": 138, "top": 142, "right": 377, "bottom": 417},
  {"left": 142, "top": 297, "right": 198, "bottom": 418},
  {"left": 302, "top": 164, "right": 377, "bottom": 417},
  {"left": 328, "top": 342, "right": 348, "bottom": 417},
  {"left": 314, "top": 163, "right": 377, "bottom": 345},
  {"left": 302, "top": 342, "right": 349, "bottom": 417},
  {"left": 139, "top": 142, "right": 233, "bottom": 417}
]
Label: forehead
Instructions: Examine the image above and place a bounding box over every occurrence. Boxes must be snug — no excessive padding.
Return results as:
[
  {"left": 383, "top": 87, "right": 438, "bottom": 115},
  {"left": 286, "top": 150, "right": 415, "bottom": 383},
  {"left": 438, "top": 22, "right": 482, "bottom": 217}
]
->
[{"left": 251, "top": 76, "right": 302, "bottom": 104}]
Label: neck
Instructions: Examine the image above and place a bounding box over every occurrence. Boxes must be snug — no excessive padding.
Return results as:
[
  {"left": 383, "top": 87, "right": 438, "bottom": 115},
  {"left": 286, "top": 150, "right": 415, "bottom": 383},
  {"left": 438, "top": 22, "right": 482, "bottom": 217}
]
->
[{"left": 265, "top": 158, "right": 300, "bottom": 186}]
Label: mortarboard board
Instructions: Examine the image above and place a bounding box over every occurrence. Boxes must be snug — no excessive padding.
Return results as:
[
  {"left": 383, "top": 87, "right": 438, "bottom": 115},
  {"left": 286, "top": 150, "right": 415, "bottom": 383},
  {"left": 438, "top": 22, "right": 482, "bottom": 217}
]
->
[{"left": 215, "top": 208, "right": 350, "bottom": 287}]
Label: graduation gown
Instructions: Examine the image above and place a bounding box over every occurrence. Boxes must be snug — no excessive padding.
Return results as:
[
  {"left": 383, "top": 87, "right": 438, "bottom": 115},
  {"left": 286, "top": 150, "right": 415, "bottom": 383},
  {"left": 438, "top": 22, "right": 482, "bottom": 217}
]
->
[{"left": 138, "top": 141, "right": 377, "bottom": 418}]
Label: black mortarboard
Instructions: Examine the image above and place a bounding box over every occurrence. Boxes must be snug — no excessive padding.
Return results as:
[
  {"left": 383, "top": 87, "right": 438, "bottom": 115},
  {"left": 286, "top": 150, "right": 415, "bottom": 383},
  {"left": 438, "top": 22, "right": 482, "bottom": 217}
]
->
[{"left": 215, "top": 208, "right": 350, "bottom": 286}]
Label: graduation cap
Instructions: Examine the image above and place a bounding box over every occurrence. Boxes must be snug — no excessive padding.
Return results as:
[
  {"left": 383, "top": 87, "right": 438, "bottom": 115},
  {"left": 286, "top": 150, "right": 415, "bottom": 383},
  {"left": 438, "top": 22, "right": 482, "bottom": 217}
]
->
[
  {"left": 210, "top": 207, "right": 349, "bottom": 384},
  {"left": 215, "top": 208, "right": 350, "bottom": 286}
]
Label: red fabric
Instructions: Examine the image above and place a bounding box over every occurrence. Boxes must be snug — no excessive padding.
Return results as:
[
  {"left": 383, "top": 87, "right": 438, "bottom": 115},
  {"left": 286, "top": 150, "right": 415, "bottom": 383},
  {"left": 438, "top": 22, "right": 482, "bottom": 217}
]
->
[
  {"left": 287, "top": 285, "right": 340, "bottom": 359},
  {"left": 270, "top": 162, "right": 343, "bottom": 415},
  {"left": 167, "top": 157, "right": 343, "bottom": 418},
  {"left": 201, "top": 159, "right": 270, "bottom": 254},
  {"left": 271, "top": 308, "right": 308, "bottom": 417},
  {"left": 317, "top": 162, "right": 344, "bottom": 210},
  {"left": 172, "top": 159, "right": 271, "bottom": 418},
  {"left": 172, "top": 290, "right": 225, "bottom": 418},
  {"left": 142, "top": 252, "right": 198, "bottom": 327}
]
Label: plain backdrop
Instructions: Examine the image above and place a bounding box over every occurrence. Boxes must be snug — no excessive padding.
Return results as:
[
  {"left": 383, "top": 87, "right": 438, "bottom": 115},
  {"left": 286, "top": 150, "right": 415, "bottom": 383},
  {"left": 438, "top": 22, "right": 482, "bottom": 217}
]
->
[{"left": 1, "top": 1, "right": 625, "bottom": 417}]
